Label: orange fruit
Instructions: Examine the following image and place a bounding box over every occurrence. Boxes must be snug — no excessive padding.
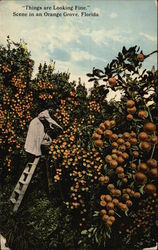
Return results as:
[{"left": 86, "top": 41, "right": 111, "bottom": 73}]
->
[
  {"left": 110, "top": 159, "right": 118, "bottom": 168},
  {"left": 112, "top": 199, "right": 119, "bottom": 206},
  {"left": 132, "top": 151, "right": 139, "bottom": 158},
  {"left": 150, "top": 135, "right": 158, "bottom": 144},
  {"left": 110, "top": 120, "right": 116, "bottom": 128},
  {"left": 138, "top": 110, "right": 148, "bottom": 119},
  {"left": 102, "top": 214, "right": 109, "bottom": 221},
  {"left": 138, "top": 132, "right": 149, "bottom": 141},
  {"left": 119, "top": 145, "right": 126, "bottom": 152},
  {"left": 109, "top": 216, "right": 115, "bottom": 222},
  {"left": 111, "top": 142, "right": 118, "bottom": 148},
  {"left": 105, "top": 155, "right": 112, "bottom": 163},
  {"left": 116, "top": 166, "right": 124, "bottom": 174},
  {"left": 108, "top": 209, "right": 115, "bottom": 215},
  {"left": 100, "top": 200, "right": 107, "bottom": 207},
  {"left": 106, "top": 220, "right": 113, "bottom": 227},
  {"left": 134, "top": 192, "right": 141, "bottom": 198},
  {"left": 144, "top": 183, "right": 156, "bottom": 195},
  {"left": 92, "top": 132, "right": 101, "bottom": 140},
  {"left": 104, "top": 129, "right": 113, "bottom": 138},
  {"left": 130, "top": 138, "right": 138, "bottom": 145},
  {"left": 104, "top": 195, "right": 112, "bottom": 202},
  {"left": 111, "top": 133, "right": 118, "bottom": 141},
  {"left": 126, "top": 200, "right": 133, "bottom": 207},
  {"left": 125, "top": 141, "right": 131, "bottom": 148},
  {"left": 134, "top": 172, "right": 147, "bottom": 184},
  {"left": 144, "top": 122, "right": 156, "bottom": 134},
  {"left": 108, "top": 77, "right": 117, "bottom": 86},
  {"left": 139, "top": 141, "right": 151, "bottom": 151},
  {"left": 146, "top": 158, "right": 157, "bottom": 168},
  {"left": 99, "top": 123, "right": 105, "bottom": 131},
  {"left": 107, "top": 202, "right": 115, "bottom": 210},
  {"left": 130, "top": 162, "right": 137, "bottom": 169},
  {"left": 107, "top": 184, "right": 115, "bottom": 190},
  {"left": 94, "top": 139, "right": 103, "bottom": 148},
  {"left": 127, "top": 106, "right": 136, "bottom": 114},
  {"left": 137, "top": 53, "right": 144, "bottom": 62},
  {"left": 100, "top": 209, "right": 107, "bottom": 216},
  {"left": 148, "top": 168, "right": 157, "bottom": 178},
  {"left": 95, "top": 128, "right": 103, "bottom": 135},
  {"left": 104, "top": 120, "right": 111, "bottom": 129},
  {"left": 123, "top": 132, "right": 131, "bottom": 140},
  {"left": 117, "top": 138, "right": 125, "bottom": 145},
  {"left": 138, "top": 162, "right": 148, "bottom": 173},
  {"left": 104, "top": 176, "right": 110, "bottom": 183},
  {"left": 127, "top": 114, "right": 133, "bottom": 121},
  {"left": 126, "top": 100, "right": 135, "bottom": 108}
]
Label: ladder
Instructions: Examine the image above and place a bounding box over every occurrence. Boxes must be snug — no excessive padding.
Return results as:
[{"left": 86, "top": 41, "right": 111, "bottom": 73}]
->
[{"left": 9, "top": 157, "right": 40, "bottom": 212}]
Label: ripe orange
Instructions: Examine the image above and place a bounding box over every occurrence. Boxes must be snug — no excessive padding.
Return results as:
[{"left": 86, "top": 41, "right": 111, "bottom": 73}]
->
[
  {"left": 138, "top": 132, "right": 148, "bottom": 141},
  {"left": 104, "top": 120, "right": 111, "bottom": 129},
  {"left": 104, "top": 195, "right": 112, "bottom": 202},
  {"left": 144, "top": 183, "right": 156, "bottom": 195},
  {"left": 117, "top": 138, "right": 125, "bottom": 145},
  {"left": 100, "top": 209, "right": 107, "bottom": 216},
  {"left": 138, "top": 110, "right": 148, "bottom": 119},
  {"left": 107, "top": 202, "right": 115, "bottom": 210},
  {"left": 148, "top": 168, "right": 157, "bottom": 178},
  {"left": 107, "top": 184, "right": 115, "bottom": 190},
  {"left": 127, "top": 114, "right": 133, "bottom": 121},
  {"left": 123, "top": 132, "right": 131, "bottom": 139},
  {"left": 111, "top": 133, "right": 118, "bottom": 141},
  {"left": 94, "top": 139, "right": 103, "bottom": 148},
  {"left": 130, "top": 162, "right": 137, "bottom": 169},
  {"left": 126, "top": 200, "right": 133, "bottom": 207},
  {"left": 108, "top": 209, "right": 115, "bottom": 215},
  {"left": 126, "top": 100, "right": 135, "bottom": 108},
  {"left": 139, "top": 141, "right": 151, "bottom": 151},
  {"left": 110, "top": 159, "right": 118, "bottom": 168},
  {"left": 138, "top": 162, "right": 148, "bottom": 173},
  {"left": 116, "top": 166, "right": 124, "bottom": 174},
  {"left": 150, "top": 135, "right": 158, "bottom": 144},
  {"left": 95, "top": 128, "right": 103, "bottom": 135},
  {"left": 92, "top": 132, "right": 101, "bottom": 140},
  {"left": 108, "top": 77, "right": 117, "bottom": 86},
  {"left": 137, "top": 53, "right": 144, "bottom": 62},
  {"left": 105, "top": 155, "right": 112, "bottom": 163},
  {"left": 127, "top": 106, "right": 136, "bottom": 114},
  {"left": 104, "top": 129, "right": 113, "bottom": 138},
  {"left": 144, "top": 122, "right": 156, "bottom": 134},
  {"left": 99, "top": 123, "right": 105, "bottom": 131},
  {"left": 132, "top": 151, "right": 139, "bottom": 158},
  {"left": 112, "top": 199, "right": 119, "bottom": 206},
  {"left": 146, "top": 158, "right": 157, "bottom": 168},
  {"left": 134, "top": 172, "right": 147, "bottom": 184},
  {"left": 110, "top": 120, "right": 116, "bottom": 128},
  {"left": 134, "top": 192, "right": 141, "bottom": 198}
]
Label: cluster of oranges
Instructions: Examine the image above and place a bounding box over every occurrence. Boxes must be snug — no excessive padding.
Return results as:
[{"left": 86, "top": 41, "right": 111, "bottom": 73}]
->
[
  {"left": 37, "top": 80, "right": 54, "bottom": 90},
  {"left": 92, "top": 116, "right": 157, "bottom": 226},
  {"left": 0, "top": 63, "right": 11, "bottom": 73},
  {"left": 54, "top": 100, "right": 70, "bottom": 127},
  {"left": 88, "top": 100, "right": 101, "bottom": 113}
]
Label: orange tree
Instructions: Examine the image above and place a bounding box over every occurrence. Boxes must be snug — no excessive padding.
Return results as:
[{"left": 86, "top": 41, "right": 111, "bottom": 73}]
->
[{"left": 0, "top": 37, "right": 34, "bottom": 184}]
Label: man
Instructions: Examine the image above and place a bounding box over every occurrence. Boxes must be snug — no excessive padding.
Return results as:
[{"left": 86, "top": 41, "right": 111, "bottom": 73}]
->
[{"left": 24, "top": 109, "right": 63, "bottom": 158}]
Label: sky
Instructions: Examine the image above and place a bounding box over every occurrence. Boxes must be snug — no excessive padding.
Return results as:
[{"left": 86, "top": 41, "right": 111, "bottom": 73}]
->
[{"left": 0, "top": 0, "right": 157, "bottom": 94}]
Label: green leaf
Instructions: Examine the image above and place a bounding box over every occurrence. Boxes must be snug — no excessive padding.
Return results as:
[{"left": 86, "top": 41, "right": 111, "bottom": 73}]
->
[{"left": 81, "top": 230, "right": 88, "bottom": 235}]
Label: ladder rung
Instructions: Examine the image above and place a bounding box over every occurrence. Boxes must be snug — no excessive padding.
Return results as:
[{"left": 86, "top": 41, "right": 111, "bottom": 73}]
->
[
  {"left": 19, "top": 180, "right": 26, "bottom": 185},
  {"left": 14, "top": 189, "right": 22, "bottom": 194},
  {"left": 10, "top": 198, "right": 16, "bottom": 204}
]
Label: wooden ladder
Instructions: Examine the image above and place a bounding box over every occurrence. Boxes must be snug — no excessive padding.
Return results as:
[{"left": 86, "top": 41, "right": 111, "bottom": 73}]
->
[{"left": 9, "top": 157, "right": 40, "bottom": 212}]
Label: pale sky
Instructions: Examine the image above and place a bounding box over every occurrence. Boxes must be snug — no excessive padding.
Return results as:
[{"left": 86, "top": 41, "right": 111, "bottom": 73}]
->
[{"left": 0, "top": 0, "right": 157, "bottom": 94}]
